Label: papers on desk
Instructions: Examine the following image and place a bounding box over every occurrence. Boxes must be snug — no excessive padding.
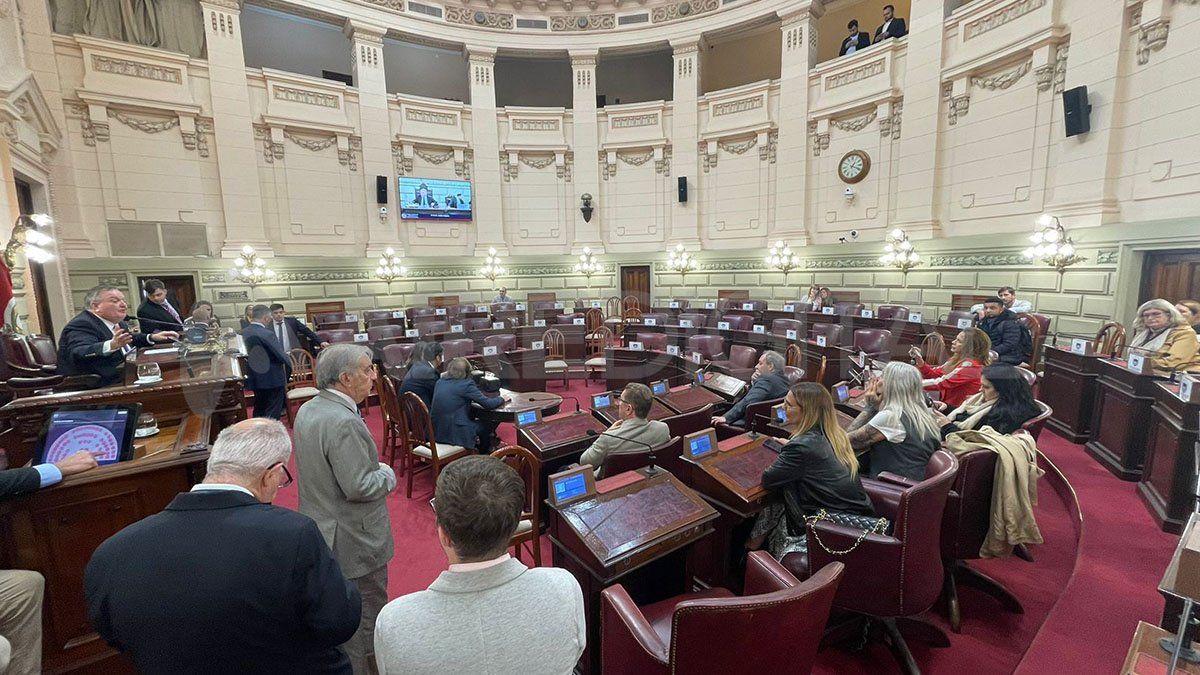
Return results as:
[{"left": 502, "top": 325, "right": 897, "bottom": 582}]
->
[{"left": 144, "top": 347, "right": 179, "bottom": 355}]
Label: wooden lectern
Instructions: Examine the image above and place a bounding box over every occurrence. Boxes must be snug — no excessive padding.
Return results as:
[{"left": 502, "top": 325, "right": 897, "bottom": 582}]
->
[
  {"left": 1041, "top": 346, "right": 1105, "bottom": 444},
  {"left": 1139, "top": 382, "right": 1200, "bottom": 534},
  {"left": 1086, "top": 358, "right": 1164, "bottom": 480}
]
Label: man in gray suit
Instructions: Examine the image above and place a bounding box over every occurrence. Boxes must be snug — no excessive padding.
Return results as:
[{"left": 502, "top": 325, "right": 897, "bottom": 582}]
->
[
  {"left": 374, "top": 456, "right": 585, "bottom": 674},
  {"left": 294, "top": 344, "right": 395, "bottom": 675},
  {"left": 579, "top": 382, "right": 670, "bottom": 477}
]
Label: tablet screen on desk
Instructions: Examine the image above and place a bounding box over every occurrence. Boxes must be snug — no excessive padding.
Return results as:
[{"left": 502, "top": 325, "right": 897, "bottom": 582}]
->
[
  {"left": 695, "top": 370, "right": 706, "bottom": 384},
  {"left": 689, "top": 434, "right": 714, "bottom": 457},
  {"left": 36, "top": 404, "right": 140, "bottom": 466},
  {"left": 547, "top": 466, "right": 596, "bottom": 507},
  {"left": 835, "top": 383, "right": 849, "bottom": 403},
  {"left": 651, "top": 380, "right": 668, "bottom": 395},
  {"left": 592, "top": 393, "right": 612, "bottom": 408},
  {"left": 516, "top": 410, "right": 540, "bottom": 427}
]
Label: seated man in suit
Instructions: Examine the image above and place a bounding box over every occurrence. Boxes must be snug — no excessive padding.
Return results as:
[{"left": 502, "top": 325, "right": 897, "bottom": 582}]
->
[
  {"left": 400, "top": 341, "right": 443, "bottom": 409},
  {"left": 840, "top": 19, "right": 870, "bottom": 56},
  {"left": 579, "top": 383, "right": 670, "bottom": 477},
  {"left": 431, "top": 357, "right": 508, "bottom": 453},
  {"left": 57, "top": 285, "right": 180, "bottom": 388},
  {"left": 712, "top": 350, "right": 790, "bottom": 429},
  {"left": 270, "top": 303, "right": 329, "bottom": 355},
  {"left": 873, "top": 3, "right": 907, "bottom": 43},
  {"left": 184, "top": 300, "right": 220, "bottom": 329},
  {"left": 135, "top": 278, "right": 185, "bottom": 332},
  {"left": 241, "top": 304, "right": 292, "bottom": 419},
  {"left": 2, "top": 450, "right": 99, "bottom": 675},
  {"left": 84, "top": 418, "right": 362, "bottom": 675},
  {"left": 375, "top": 455, "right": 585, "bottom": 673}
]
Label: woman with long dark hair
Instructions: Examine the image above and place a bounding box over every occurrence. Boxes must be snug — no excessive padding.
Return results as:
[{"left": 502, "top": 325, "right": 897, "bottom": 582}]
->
[{"left": 934, "top": 363, "right": 1042, "bottom": 437}]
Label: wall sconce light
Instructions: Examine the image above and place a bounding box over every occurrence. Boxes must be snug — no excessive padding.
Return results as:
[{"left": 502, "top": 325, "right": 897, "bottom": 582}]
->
[
  {"left": 580, "top": 193, "right": 594, "bottom": 223},
  {"left": 573, "top": 246, "right": 601, "bottom": 286},
  {"left": 5, "top": 214, "right": 56, "bottom": 268},
  {"left": 667, "top": 243, "right": 697, "bottom": 283},
  {"left": 375, "top": 247, "right": 408, "bottom": 303},
  {"left": 879, "top": 228, "right": 921, "bottom": 274},
  {"left": 480, "top": 247, "right": 505, "bottom": 286},
  {"left": 232, "top": 244, "right": 275, "bottom": 298},
  {"left": 765, "top": 240, "right": 801, "bottom": 282},
  {"left": 1023, "top": 214, "right": 1086, "bottom": 273}
]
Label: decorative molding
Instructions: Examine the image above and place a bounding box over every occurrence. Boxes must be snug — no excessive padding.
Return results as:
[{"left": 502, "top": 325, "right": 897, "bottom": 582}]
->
[
  {"left": 1137, "top": 19, "right": 1169, "bottom": 65},
  {"left": 927, "top": 253, "right": 1028, "bottom": 267},
  {"left": 217, "top": 290, "right": 251, "bottom": 300},
  {"left": 273, "top": 85, "right": 339, "bottom": 109},
  {"left": 283, "top": 130, "right": 337, "bottom": 152},
  {"left": 947, "top": 94, "right": 970, "bottom": 126},
  {"left": 652, "top": 0, "right": 718, "bottom": 23},
  {"left": 616, "top": 150, "right": 654, "bottom": 166},
  {"left": 758, "top": 131, "right": 777, "bottom": 163},
  {"left": 361, "top": 0, "right": 404, "bottom": 10},
  {"left": 195, "top": 119, "right": 213, "bottom": 157},
  {"left": 91, "top": 55, "right": 182, "bottom": 83},
  {"left": 718, "top": 136, "right": 757, "bottom": 155},
  {"left": 825, "top": 59, "right": 885, "bottom": 90},
  {"left": 712, "top": 96, "right": 763, "bottom": 117},
  {"left": 273, "top": 271, "right": 369, "bottom": 282},
  {"left": 66, "top": 102, "right": 108, "bottom": 146},
  {"left": 830, "top": 110, "right": 877, "bottom": 132},
  {"left": 392, "top": 141, "right": 413, "bottom": 174},
  {"left": 700, "top": 143, "right": 718, "bottom": 172},
  {"left": 556, "top": 153, "right": 574, "bottom": 181},
  {"left": 599, "top": 151, "right": 616, "bottom": 179},
  {"left": 1034, "top": 44, "right": 1068, "bottom": 93},
  {"left": 340, "top": 138, "right": 360, "bottom": 171},
  {"left": 415, "top": 148, "right": 454, "bottom": 164},
  {"left": 963, "top": 0, "right": 1046, "bottom": 41},
  {"left": 445, "top": 5, "right": 514, "bottom": 29},
  {"left": 98, "top": 274, "right": 127, "bottom": 287},
  {"left": 549, "top": 13, "right": 615, "bottom": 30},
  {"left": 511, "top": 118, "right": 560, "bottom": 132},
  {"left": 1096, "top": 249, "right": 1118, "bottom": 264},
  {"left": 111, "top": 111, "right": 179, "bottom": 133},
  {"left": 254, "top": 126, "right": 284, "bottom": 162},
  {"left": 808, "top": 121, "right": 829, "bottom": 156},
  {"left": 200, "top": 272, "right": 227, "bottom": 283},
  {"left": 879, "top": 102, "right": 902, "bottom": 139},
  {"left": 455, "top": 149, "right": 474, "bottom": 180},
  {"left": 804, "top": 257, "right": 880, "bottom": 270},
  {"left": 405, "top": 108, "right": 456, "bottom": 126},
  {"left": 518, "top": 153, "right": 556, "bottom": 169},
  {"left": 611, "top": 113, "right": 658, "bottom": 129},
  {"left": 970, "top": 60, "right": 1032, "bottom": 90},
  {"left": 655, "top": 146, "right": 672, "bottom": 175},
  {"left": 500, "top": 152, "right": 518, "bottom": 181}
]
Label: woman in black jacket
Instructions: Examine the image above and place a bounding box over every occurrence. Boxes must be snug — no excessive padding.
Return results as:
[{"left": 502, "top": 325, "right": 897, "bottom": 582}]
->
[
  {"left": 934, "top": 363, "right": 1042, "bottom": 438},
  {"left": 747, "top": 382, "right": 883, "bottom": 561}
]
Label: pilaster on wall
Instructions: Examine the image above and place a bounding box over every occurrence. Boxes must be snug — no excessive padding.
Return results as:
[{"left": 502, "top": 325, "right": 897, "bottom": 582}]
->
[
  {"left": 201, "top": 0, "right": 272, "bottom": 257},
  {"left": 669, "top": 39, "right": 701, "bottom": 247},
  {"left": 774, "top": 4, "right": 820, "bottom": 246},
  {"left": 467, "top": 47, "right": 503, "bottom": 256},
  {"left": 570, "top": 51, "right": 601, "bottom": 252},
  {"left": 345, "top": 21, "right": 396, "bottom": 257}
]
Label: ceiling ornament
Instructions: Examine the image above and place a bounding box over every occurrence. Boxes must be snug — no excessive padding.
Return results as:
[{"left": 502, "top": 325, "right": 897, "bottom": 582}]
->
[
  {"left": 549, "top": 13, "right": 614, "bottom": 30},
  {"left": 445, "top": 5, "right": 514, "bottom": 29}
]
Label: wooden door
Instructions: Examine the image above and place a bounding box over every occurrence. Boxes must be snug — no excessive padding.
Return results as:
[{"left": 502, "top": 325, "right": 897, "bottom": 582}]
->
[
  {"left": 1140, "top": 250, "right": 1200, "bottom": 303},
  {"left": 620, "top": 265, "right": 651, "bottom": 311},
  {"left": 135, "top": 275, "right": 196, "bottom": 316},
  {"left": 14, "top": 178, "right": 55, "bottom": 337}
]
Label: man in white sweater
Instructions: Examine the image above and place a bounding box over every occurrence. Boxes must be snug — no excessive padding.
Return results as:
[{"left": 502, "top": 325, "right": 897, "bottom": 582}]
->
[{"left": 374, "top": 456, "right": 585, "bottom": 675}]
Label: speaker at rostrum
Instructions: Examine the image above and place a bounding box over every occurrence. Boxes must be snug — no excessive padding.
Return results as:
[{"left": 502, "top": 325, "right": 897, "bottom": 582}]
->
[
  {"left": 677, "top": 176, "right": 688, "bottom": 203},
  {"left": 1062, "top": 86, "right": 1091, "bottom": 137},
  {"left": 376, "top": 175, "right": 388, "bottom": 204}
]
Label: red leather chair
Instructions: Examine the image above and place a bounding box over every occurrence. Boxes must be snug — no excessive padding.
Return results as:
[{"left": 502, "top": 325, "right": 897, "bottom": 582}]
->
[
  {"left": 3, "top": 334, "right": 50, "bottom": 375},
  {"left": 852, "top": 328, "right": 894, "bottom": 360},
  {"left": 677, "top": 312, "right": 707, "bottom": 327},
  {"left": 1019, "top": 313, "right": 1051, "bottom": 369},
  {"left": 663, "top": 404, "right": 714, "bottom": 439},
  {"left": 943, "top": 310, "right": 975, "bottom": 327},
  {"left": 601, "top": 554, "right": 844, "bottom": 675},
  {"left": 408, "top": 306, "right": 438, "bottom": 319},
  {"left": 1022, "top": 400, "right": 1053, "bottom": 440},
  {"left": 809, "top": 323, "right": 845, "bottom": 346},
  {"left": 601, "top": 436, "right": 679, "bottom": 477},
  {"left": 441, "top": 338, "right": 475, "bottom": 360},
  {"left": 363, "top": 309, "right": 399, "bottom": 327},
  {"left": 783, "top": 450, "right": 959, "bottom": 675},
  {"left": 483, "top": 334, "right": 517, "bottom": 353},
  {"left": 637, "top": 332, "right": 668, "bottom": 352},
  {"left": 314, "top": 312, "right": 348, "bottom": 326},
  {"left": 719, "top": 396, "right": 785, "bottom": 439},
  {"left": 833, "top": 301, "right": 864, "bottom": 316},
  {"left": 710, "top": 344, "right": 758, "bottom": 382},
  {"left": 784, "top": 366, "right": 805, "bottom": 384},
  {"left": 24, "top": 335, "right": 59, "bottom": 370},
  {"left": 490, "top": 302, "right": 516, "bottom": 313},
  {"left": 555, "top": 312, "right": 584, "bottom": 325},
  {"left": 381, "top": 343, "right": 415, "bottom": 368},
  {"left": 722, "top": 315, "right": 754, "bottom": 331},
  {"left": 457, "top": 317, "right": 487, "bottom": 332},
  {"left": 671, "top": 298, "right": 691, "bottom": 309},
  {"left": 417, "top": 321, "right": 448, "bottom": 337},
  {"left": 367, "top": 324, "right": 405, "bottom": 341},
  {"left": 686, "top": 335, "right": 726, "bottom": 361},
  {"left": 771, "top": 318, "right": 804, "bottom": 337},
  {"left": 316, "top": 329, "right": 355, "bottom": 344},
  {"left": 532, "top": 301, "right": 558, "bottom": 311},
  {"left": 640, "top": 312, "right": 669, "bottom": 325},
  {"left": 877, "top": 305, "right": 910, "bottom": 321}
]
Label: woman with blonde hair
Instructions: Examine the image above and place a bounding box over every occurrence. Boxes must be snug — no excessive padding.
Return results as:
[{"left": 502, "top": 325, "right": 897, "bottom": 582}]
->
[
  {"left": 1128, "top": 299, "right": 1200, "bottom": 372},
  {"left": 747, "top": 382, "right": 880, "bottom": 560},
  {"left": 910, "top": 327, "right": 991, "bottom": 408},
  {"left": 847, "top": 361, "right": 942, "bottom": 480}
]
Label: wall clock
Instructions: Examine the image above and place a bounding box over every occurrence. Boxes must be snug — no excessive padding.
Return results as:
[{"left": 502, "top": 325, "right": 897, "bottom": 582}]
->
[{"left": 838, "top": 150, "right": 870, "bottom": 184}]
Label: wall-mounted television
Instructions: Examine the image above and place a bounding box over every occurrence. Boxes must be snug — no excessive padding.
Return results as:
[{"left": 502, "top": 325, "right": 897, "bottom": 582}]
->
[{"left": 399, "top": 176, "right": 472, "bottom": 221}]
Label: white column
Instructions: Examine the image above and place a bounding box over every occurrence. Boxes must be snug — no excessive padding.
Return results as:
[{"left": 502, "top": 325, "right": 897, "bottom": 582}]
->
[
  {"left": 669, "top": 39, "right": 701, "bottom": 247},
  {"left": 200, "top": 0, "right": 272, "bottom": 256},
  {"left": 346, "top": 20, "right": 396, "bottom": 257},
  {"left": 773, "top": 5, "right": 820, "bottom": 245},
  {"left": 570, "top": 50, "right": 601, "bottom": 252},
  {"left": 466, "top": 47, "right": 505, "bottom": 255}
]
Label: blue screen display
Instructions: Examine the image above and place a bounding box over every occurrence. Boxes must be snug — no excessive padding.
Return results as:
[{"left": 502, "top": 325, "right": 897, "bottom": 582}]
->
[
  {"left": 554, "top": 473, "right": 587, "bottom": 502},
  {"left": 835, "top": 385, "right": 849, "bottom": 402},
  {"left": 652, "top": 381, "right": 667, "bottom": 395},
  {"left": 775, "top": 407, "right": 787, "bottom": 423},
  {"left": 516, "top": 410, "right": 537, "bottom": 426},
  {"left": 593, "top": 394, "right": 611, "bottom": 408},
  {"left": 398, "top": 176, "right": 472, "bottom": 221},
  {"left": 689, "top": 435, "right": 714, "bottom": 457},
  {"left": 696, "top": 371, "right": 706, "bottom": 384}
]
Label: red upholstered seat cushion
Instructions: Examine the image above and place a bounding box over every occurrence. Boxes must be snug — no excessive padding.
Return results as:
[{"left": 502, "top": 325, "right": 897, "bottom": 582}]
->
[{"left": 639, "top": 588, "right": 736, "bottom": 646}]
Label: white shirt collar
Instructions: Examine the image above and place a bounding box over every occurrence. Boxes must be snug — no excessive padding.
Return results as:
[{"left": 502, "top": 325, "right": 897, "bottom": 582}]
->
[
  {"left": 191, "top": 483, "right": 255, "bottom": 497},
  {"left": 448, "top": 553, "right": 511, "bottom": 573},
  {"left": 327, "top": 387, "right": 358, "bottom": 409},
  {"left": 90, "top": 311, "right": 119, "bottom": 332}
]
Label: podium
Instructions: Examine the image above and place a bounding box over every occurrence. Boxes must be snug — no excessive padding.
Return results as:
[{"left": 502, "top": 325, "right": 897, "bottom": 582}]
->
[
  {"left": 657, "top": 384, "right": 725, "bottom": 414},
  {"left": 1138, "top": 383, "right": 1200, "bottom": 534},
  {"left": 1086, "top": 359, "right": 1164, "bottom": 480},
  {"left": 548, "top": 468, "right": 717, "bottom": 674},
  {"left": 1041, "top": 346, "right": 1104, "bottom": 444}
]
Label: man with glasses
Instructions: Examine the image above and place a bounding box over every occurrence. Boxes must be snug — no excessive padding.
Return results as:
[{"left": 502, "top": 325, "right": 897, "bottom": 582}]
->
[
  {"left": 84, "top": 418, "right": 362, "bottom": 674},
  {"left": 579, "top": 383, "right": 670, "bottom": 478}
]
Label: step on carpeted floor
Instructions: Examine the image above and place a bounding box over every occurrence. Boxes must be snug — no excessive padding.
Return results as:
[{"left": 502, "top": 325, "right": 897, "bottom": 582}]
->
[{"left": 271, "top": 379, "right": 1179, "bottom": 673}]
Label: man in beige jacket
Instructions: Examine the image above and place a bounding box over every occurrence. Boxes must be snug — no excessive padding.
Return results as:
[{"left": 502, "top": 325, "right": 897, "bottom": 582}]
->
[{"left": 580, "top": 383, "right": 670, "bottom": 477}]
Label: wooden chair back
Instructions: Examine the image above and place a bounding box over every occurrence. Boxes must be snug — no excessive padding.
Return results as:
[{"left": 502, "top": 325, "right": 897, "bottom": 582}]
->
[
  {"left": 490, "top": 445, "right": 542, "bottom": 566},
  {"left": 400, "top": 391, "right": 438, "bottom": 455},
  {"left": 813, "top": 355, "right": 827, "bottom": 385},
  {"left": 605, "top": 296, "right": 622, "bottom": 320},
  {"left": 785, "top": 343, "right": 803, "bottom": 368},
  {"left": 1093, "top": 322, "right": 1126, "bottom": 358},
  {"left": 1017, "top": 314, "right": 1044, "bottom": 368},
  {"left": 622, "top": 295, "right": 640, "bottom": 311},
  {"left": 287, "top": 349, "right": 315, "bottom": 388},
  {"left": 585, "top": 307, "right": 604, "bottom": 333},
  {"left": 542, "top": 328, "right": 566, "bottom": 360},
  {"left": 920, "top": 332, "right": 948, "bottom": 366},
  {"left": 587, "top": 326, "right": 613, "bottom": 359}
]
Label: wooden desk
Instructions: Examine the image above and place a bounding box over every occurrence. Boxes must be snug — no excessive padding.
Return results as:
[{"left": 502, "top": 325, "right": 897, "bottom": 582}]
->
[
  {"left": 1041, "top": 347, "right": 1104, "bottom": 443},
  {"left": 1139, "top": 383, "right": 1200, "bottom": 534},
  {"left": 549, "top": 468, "right": 718, "bottom": 675},
  {"left": 517, "top": 411, "right": 608, "bottom": 505},
  {"left": 473, "top": 389, "right": 562, "bottom": 425},
  {"left": 1086, "top": 359, "right": 1165, "bottom": 480},
  {"left": 803, "top": 340, "right": 854, "bottom": 388},
  {"left": 657, "top": 384, "right": 726, "bottom": 414},
  {"left": 603, "top": 348, "right": 697, "bottom": 392},
  {"left": 702, "top": 371, "right": 746, "bottom": 400}
]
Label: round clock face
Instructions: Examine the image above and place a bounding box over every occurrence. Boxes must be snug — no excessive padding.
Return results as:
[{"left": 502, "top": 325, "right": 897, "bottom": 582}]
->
[{"left": 839, "top": 150, "right": 870, "bottom": 184}]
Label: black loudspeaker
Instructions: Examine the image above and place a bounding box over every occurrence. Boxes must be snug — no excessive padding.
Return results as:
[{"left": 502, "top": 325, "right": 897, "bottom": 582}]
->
[
  {"left": 1062, "top": 86, "right": 1091, "bottom": 137},
  {"left": 376, "top": 175, "right": 388, "bottom": 204},
  {"left": 677, "top": 176, "right": 688, "bottom": 203}
]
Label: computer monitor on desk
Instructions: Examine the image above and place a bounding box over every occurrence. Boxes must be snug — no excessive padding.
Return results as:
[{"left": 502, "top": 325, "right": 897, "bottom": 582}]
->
[{"left": 547, "top": 466, "right": 596, "bottom": 508}]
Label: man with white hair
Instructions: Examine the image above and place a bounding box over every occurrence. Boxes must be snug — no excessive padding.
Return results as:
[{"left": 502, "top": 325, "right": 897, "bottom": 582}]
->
[
  {"left": 294, "top": 344, "right": 395, "bottom": 675},
  {"left": 84, "top": 418, "right": 362, "bottom": 674}
]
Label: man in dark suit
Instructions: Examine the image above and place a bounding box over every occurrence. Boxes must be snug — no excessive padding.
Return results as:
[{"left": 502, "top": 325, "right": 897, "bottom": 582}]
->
[
  {"left": 712, "top": 350, "right": 791, "bottom": 429},
  {"left": 873, "top": 4, "right": 907, "bottom": 43},
  {"left": 58, "top": 285, "right": 180, "bottom": 388},
  {"left": 84, "top": 418, "right": 362, "bottom": 675},
  {"left": 840, "top": 19, "right": 871, "bottom": 56},
  {"left": 242, "top": 304, "right": 292, "bottom": 419},
  {"left": 270, "top": 303, "right": 329, "bottom": 356},
  {"left": 135, "top": 278, "right": 185, "bottom": 332},
  {"left": 399, "top": 341, "right": 443, "bottom": 409}
]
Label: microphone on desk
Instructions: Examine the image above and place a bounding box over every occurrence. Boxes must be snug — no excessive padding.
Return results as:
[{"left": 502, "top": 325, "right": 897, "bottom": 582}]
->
[
  {"left": 133, "top": 316, "right": 185, "bottom": 331},
  {"left": 585, "top": 429, "right": 660, "bottom": 476},
  {"left": 559, "top": 395, "right": 584, "bottom": 414}
]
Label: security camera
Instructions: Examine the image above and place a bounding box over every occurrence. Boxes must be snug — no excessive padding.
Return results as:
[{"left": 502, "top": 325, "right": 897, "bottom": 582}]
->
[
  {"left": 849, "top": 229, "right": 860, "bottom": 240},
  {"left": 379, "top": 206, "right": 388, "bottom": 216},
  {"left": 844, "top": 187, "right": 855, "bottom": 196}
]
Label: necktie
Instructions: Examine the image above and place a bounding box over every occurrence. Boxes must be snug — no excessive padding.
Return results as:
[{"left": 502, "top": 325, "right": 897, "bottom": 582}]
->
[
  {"left": 112, "top": 324, "right": 132, "bottom": 355},
  {"left": 163, "top": 302, "right": 182, "bottom": 324},
  {"left": 276, "top": 322, "right": 289, "bottom": 350}
]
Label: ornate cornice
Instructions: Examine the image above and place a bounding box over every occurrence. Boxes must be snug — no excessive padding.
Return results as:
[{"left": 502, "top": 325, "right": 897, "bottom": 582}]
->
[
  {"left": 963, "top": 0, "right": 1046, "bottom": 41},
  {"left": 446, "top": 6, "right": 514, "bottom": 29},
  {"left": 549, "top": 13, "right": 615, "bottom": 30},
  {"left": 830, "top": 110, "right": 877, "bottom": 132},
  {"left": 970, "top": 60, "right": 1032, "bottom": 91}
]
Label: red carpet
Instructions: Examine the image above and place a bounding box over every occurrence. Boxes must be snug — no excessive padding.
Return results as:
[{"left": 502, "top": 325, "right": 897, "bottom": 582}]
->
[{"left": 271, "top": 381, "right": 1181, "bottom": 672}]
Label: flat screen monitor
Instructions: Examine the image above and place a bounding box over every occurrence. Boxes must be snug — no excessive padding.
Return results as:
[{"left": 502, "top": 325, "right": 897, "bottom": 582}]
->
[
  {"left": 398, "top": 176, "right": 472, "bottom": 221},
  {"left": 651, "top": 380, "right": 668, "bottom": 395},
  {"left": 695, "top": 370, "right": 706, "bottom": 384},
  {"left": 684, "top": 429, "right": 717, "bottom": 459},
  {"left": 35, "top": 404, "right": 141, "bottom": 466},
  {"left": 834, "top": 382, "right": 850, "bottom": 403},
  {"left": 515, "top": 409, "right": 541, "bottom": 427},
  {"left": 547, "top": 466, "right": 596, "bottom": 507},
  {"left": 592, "top": 393, "right": 613, "bottom": 408}
]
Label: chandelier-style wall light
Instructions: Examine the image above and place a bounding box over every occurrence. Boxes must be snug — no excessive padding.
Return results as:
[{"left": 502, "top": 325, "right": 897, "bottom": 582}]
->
[
  {"left": 765, "top": 240, "right": 801, "bottom": 281},
  {"left": 574, "top": 246, "right": 601, "bottom": 286},
  {"left": 879, "top": 228, "right": 922, "bottom": 273},
  {"left": 232, "top": 244, "right": 275, "bottom": 297},
  {"left": 667, "top": 243, "right": 697, "bottom": 283},
  {"left": 480, "top": 247, "right": 505, "bottom": 287},
  {"left": 375, "top": 247, "right": 408, "bottom": 302},
  {"left": 5, "top": 214, "right": 56, "bottom": 267},
  {"left": 1023, "top": 214, "right": 1086, "bottom": 273}
]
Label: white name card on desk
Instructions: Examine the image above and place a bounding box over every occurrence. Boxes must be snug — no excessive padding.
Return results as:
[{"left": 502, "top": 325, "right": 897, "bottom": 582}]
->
[
  {"left": 554, "top": 302, "right": 564, "bottom": 309},
  {"left": 667, "top": 345, "right": 680, "bottom": 356},
  {"left": 644, "top": 318, "right": 657, "bottom": 326},
  {"left": 717, "top": 321, "right": 731, "bottom": 330},
  {"left": 822, "top": 307, "right": 835, "bottom": 315},
  {"left": 405, "top": 328, "right": 419, "bottom": 337},
  {"left": 493, "top": 322, "right": 506, "bottom": 330},
  {"left": 705, "top": 302, "right": 716, "bottom": 309},
  {"left": 786, "top": 330, "right": 798, "bottom": 340},
  {"left": 1180, "top": 376, "right": 1199, "bottom": 402},
  {"left": 391, "top": 311, "right": 405, "bottom": 319},
  {"left": 534, "top": 319, "right": 546, "bottom": 327},
  {"left": 451, "top": 324, "right": 463, "bottom": 333},
  {"left": 742, "top": 302, "right": 755, "bottom": 311},
  {"left": 783, "top": 304, "right": 795, "bottom": 312},
  {"left": 679, "top": 320, "right": 694, "bottom": 328},
  {"left": 861, "top": 310, "right": 874, "bottom": 319},
  {"left": 692, "top": 351, "right": 703, "bottom": 364},
  {"left": 752, "top": 325, "right": 766, "bottom": 334},
  {"left": 669, "top": 301, "right": 680, "bottom": 309},
  {"left": 591, "top": 301, "right": 602, "bottom": 308},
  {"left": 1071, "top": 338, "right": 1093, "bottom": 355},
  {"left": 516, "top": 303, "right": 526, "bottom": 310},
  {"left": 353, "top": 333, "right": 369, "bottom": 343},
  {"left": 573, "top": 318, "right": 585, "bottom": 325},
  {"left": 483, "top": 346, "right": 498, "bottom": 356},
  {"left": 345, "top": 313, "right": 358, "bottom": 321},
  {"left": 435, "top": 308, "right": 447, "bottom": 315},
  {"left": 531, "top": 341, "right": 544, "bottom": 350},
  {"left": 957, "top": 318, "right": 972, "bottom": 329},
  {"left": 909, "top": 312, "right": 923, "bottom": 323},
  {"left": 629, "top": 341, "right": 644, "bottom": 351},
  {"left": 816, "top": 335, "right": 828, "bottom": 347},
  {"left": 1128, "top": 353, "right": 1150, "bottom": 374}
]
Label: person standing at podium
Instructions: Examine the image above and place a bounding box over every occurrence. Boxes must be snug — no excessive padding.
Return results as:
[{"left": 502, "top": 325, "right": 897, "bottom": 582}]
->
[
  {"left": 57, "top": 285, "right": 179, "bottom": 388},
  {"left": 579, "top": 383, "right": 670, "bottom": 477}
]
